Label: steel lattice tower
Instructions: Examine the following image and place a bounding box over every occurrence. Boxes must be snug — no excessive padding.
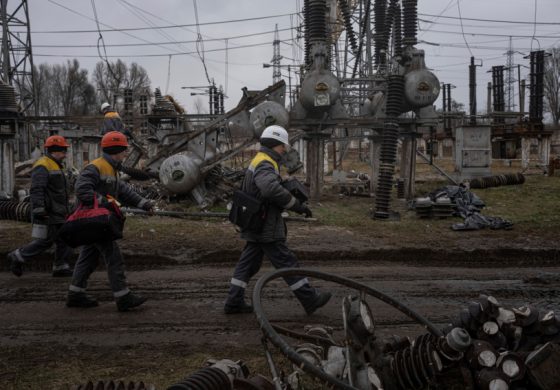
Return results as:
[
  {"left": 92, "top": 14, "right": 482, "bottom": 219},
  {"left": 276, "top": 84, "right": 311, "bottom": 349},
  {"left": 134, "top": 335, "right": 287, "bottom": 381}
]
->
[
  {"left": 505, "top": 36, "right": 515, "bottom": 112},
  {"left": 271, "top": 24, "right": 282, "bottom": 83},
  {"left": 0, "top": 0, "right": 36, "bottom": 113}
]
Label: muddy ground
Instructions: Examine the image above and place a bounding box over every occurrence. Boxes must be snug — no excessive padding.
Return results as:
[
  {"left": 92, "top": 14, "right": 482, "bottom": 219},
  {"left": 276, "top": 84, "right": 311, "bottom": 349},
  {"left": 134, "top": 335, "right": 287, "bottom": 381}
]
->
[{"left": 1, "top": 194, "right": 560, "bottom": 389}]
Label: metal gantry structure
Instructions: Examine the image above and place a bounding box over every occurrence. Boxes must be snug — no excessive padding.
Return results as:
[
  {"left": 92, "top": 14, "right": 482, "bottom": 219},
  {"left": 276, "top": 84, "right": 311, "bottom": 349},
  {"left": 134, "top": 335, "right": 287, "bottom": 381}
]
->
[{"left": 0, "top": 0, "right": 35, "bottom": 114}]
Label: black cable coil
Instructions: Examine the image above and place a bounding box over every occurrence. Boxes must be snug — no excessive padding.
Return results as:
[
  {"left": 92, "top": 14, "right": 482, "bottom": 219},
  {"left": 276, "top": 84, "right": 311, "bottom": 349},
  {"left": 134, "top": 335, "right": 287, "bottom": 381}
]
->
[
  {"left": 0, "top": 200, "right": 31, "bottom": 223},
  {"left": 469, "top": 173, "right": 525, "bottom": 189},
  {"left": 167, "top": 367, "right": 231, "bottom": 390}
]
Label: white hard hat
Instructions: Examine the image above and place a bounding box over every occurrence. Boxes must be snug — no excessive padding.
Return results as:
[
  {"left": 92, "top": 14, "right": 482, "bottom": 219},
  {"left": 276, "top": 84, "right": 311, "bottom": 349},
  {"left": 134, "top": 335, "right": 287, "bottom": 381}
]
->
[
  {"left": 100, "top": 102, "right": 111, "bottom": 112},
  {"left": 260, "top": 125, "right": 289, "bottom": 146}
]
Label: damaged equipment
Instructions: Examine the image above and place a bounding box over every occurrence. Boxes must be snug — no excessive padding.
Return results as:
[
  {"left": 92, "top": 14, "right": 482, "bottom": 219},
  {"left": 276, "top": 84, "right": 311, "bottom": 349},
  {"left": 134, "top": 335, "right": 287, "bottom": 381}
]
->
[{"left": 252, "top": 268, "right": 560, "bottom": 389}]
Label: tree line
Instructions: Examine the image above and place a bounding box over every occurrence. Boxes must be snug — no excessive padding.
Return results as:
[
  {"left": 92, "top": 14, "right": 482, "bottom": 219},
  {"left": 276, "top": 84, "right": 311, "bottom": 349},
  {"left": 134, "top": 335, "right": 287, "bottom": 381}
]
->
[{"left": 33, "top": 59, "right": 151, "bottom": 117}]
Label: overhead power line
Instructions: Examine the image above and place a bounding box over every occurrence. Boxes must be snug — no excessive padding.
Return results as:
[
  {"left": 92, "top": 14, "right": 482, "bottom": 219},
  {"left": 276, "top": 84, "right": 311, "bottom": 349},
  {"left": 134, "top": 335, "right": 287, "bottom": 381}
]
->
[
  {"left": 34, "top": 39, "right": 292, "bottom": 58},
  {"left": 32, "top": 11, "right": 299, "bottom": 34},
  {"left": 32, "top": 28, "right": 296, "bottom": 48},
  {"left": 418, "top": 27, "right": 560, "bottom": 39},
  {"left": 418, "top": 12, "right": 560, "bottom": 26}
]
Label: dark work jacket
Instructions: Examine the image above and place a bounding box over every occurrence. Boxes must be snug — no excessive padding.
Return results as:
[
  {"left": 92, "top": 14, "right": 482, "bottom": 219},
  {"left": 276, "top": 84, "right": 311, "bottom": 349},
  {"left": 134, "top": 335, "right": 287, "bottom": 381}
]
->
[
  {"left": 240, "top": 146, "right": 297, "bottom": 243},
  {"left": 30, "top": 155, "right": 69, "bottom": 224},
  {"left": 101, "top": 111, "right": 125, "bottom": 135},
  {"left": 75, "top": 154, "right": 147, "bottom": 209}
]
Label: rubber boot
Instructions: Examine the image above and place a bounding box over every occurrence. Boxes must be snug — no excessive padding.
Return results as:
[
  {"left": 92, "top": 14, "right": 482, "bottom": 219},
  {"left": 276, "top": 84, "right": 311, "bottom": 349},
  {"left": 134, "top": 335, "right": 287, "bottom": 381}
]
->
[
  {"left": 66, "top": 291, "right": 99, "bottom": 308},
  {"left": 7, "top": 251, "right": 23, "bottom": 277},
  {"left": 116, "top": 292, "right": 147, "bottom": 312},
  {"left": 224, "top": 301, "right": 253, "bottom": 314},
  {"left": 305, "top": 291, "right": 332, "bottom": 315}
]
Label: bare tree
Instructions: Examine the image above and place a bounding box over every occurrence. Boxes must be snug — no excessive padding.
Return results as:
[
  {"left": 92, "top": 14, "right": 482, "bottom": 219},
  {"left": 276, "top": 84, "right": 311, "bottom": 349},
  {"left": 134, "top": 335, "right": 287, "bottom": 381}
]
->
[
  {"left": 544, "top": 47, "right": 560, "bottom": 125},
  {"left": 93, "top": 60, "right": 151, "bottom": 111},
  {"left": 33, "top": 60, "right": 96, "bottom": 116}
]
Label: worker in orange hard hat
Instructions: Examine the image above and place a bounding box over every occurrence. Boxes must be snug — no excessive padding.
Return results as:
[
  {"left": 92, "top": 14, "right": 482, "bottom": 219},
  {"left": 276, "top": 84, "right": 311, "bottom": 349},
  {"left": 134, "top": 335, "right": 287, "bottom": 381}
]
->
[
  {"left": 66, "top": 131, "right": 154, "bottom": 312},
  {"left": 7, "top": 135, "right": 74, "bottom": 278}
]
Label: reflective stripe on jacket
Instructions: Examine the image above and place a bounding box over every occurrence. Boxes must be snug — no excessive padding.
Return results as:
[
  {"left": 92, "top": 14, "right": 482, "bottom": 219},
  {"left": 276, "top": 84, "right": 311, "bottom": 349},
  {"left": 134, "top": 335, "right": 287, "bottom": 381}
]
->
[
  {"left": 75, "top": 155, "right": 147, "bottom": 209},
  {"left": 240, "top": 147, "right": 296, "bottom": 243}
]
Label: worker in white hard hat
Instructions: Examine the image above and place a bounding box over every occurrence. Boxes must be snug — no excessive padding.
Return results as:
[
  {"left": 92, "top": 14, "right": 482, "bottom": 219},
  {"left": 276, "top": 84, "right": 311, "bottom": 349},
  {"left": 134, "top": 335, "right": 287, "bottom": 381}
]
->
[
  {"left": 224, "top": 125, "right": 332, "bottom": 315},
  {"left": 100, "top": 102, "right": 130, "bottom": 137}
]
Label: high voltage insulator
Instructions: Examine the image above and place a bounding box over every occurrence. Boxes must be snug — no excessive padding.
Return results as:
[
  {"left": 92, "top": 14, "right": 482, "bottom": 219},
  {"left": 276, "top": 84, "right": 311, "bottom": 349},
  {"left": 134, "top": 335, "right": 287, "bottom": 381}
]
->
[
  {"left": 386, "top": 74, "right": 404, "bottom": 117},
  {"left": 307, "top": 0, "right": 328, "bottom": 44},
  {"left": 303, "top": 0, "right": 311, "bottom": 66},
  {"left": 391, "top": 1, "right": 403, "bottom": 58},
  {"left": 0, "top": 83, "right": 18, "bottom": 113},
  {"left": 338, "top": 0, "right": 358, "bottom": 55},
  {"left": 167, "top": 367, "right": 231, "bottom": 390},
  {"left": 0, "top": 201, "right": 31, "bottom": 222},
  {"left": 374, "top": 75, "right": 404, "bottom": 219},
  {"left": 374, "top": 0, "right": 387, "bottom": 66},
  {"left": 402, "top": 0, "right": 418, "bottom": 46}
]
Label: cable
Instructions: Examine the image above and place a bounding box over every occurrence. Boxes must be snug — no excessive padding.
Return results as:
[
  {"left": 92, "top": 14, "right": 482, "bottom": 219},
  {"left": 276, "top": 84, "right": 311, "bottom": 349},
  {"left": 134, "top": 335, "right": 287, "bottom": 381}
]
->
[
  {"left": 193, "top": 0, "right": 212, "bottom": 86},
  {"left": 418, "top": 27, "right": 560, "bottom": 39},
  {"left": 32, "top": 27, "right": 297, "bottom": 49},
  {"left": 419, "top": 0, "right": 456, "bottom": 38},
  {"left": 456, "top": 0, "right": 473, "bottom": 58},
  {"left": 34, "top": 39, "right": 291, "bottom": 58},
  {"left": 33, "top": 10, "right": 299, "bottom": 34},
  {"left": 531, "top": 0, "right": 540, "bottom": 51},
  {"left": 419, "top": 12, "right": 560, "bottom": 26},
  {"left": 47, "top": 0, "right": 190, "bottom": 57}
]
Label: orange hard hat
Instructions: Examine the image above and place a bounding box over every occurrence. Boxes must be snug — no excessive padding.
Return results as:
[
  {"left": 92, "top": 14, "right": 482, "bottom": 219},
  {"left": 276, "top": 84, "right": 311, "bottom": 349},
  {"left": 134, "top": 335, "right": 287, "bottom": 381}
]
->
[
  {"left": 44, "top": 135, "right": 70, "bottom": 148},
  {"left": 101, "top": 131, "right": 129, "bottom": 148}
]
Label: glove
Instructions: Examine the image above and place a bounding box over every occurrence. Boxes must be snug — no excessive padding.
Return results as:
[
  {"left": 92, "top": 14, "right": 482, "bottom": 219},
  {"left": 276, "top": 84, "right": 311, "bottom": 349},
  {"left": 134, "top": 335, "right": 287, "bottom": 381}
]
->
[
  {"left": 140, "top": 200, "right": 154, "bottom": 212},
  {"left": 290, "top": 201, "right": 313, "bottom": 218},
  {"left": 32, "top": 207, "right": 48, "bottom": 220}
]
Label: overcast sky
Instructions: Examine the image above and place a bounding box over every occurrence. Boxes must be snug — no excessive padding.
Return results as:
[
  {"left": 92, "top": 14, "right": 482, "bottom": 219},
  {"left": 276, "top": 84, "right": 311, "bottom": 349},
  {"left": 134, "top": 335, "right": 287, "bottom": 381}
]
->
[{"left": 20, "top": 0, "right": 560, "bottom": 114}]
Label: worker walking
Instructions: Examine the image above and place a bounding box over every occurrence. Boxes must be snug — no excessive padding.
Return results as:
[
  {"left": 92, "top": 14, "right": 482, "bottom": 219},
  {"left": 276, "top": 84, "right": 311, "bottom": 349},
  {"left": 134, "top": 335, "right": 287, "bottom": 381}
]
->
[
  {"left": 7, "top": 135, "right": 74, "bottom": 277},
  {"left": 66, "top": 131, "right": 153, "bottom": 311},
  {"left": 100, "top": 102, "right": 130, "bottom": 137},
  {"left": 224, "top": 125, "right": 331, "bottom": 315}
]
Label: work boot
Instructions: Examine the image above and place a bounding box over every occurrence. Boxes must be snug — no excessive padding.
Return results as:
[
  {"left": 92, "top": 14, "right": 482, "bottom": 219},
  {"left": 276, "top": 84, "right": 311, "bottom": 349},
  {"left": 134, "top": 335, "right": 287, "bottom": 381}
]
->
[
  {"left": 52, "top": 267, "right": 73, "bottom": 278},
  {"left": 224, "top": 301, "right": 253, "bottom": 314},
  {"left": 7, "top": 251, "right": 23, "bottom": 277},
  {"left": 305, "top": 291, "right": 332, "bottom": 315},
  {"left": 116, "top": 292, "right": 147, "bottom": 312},
  {"left": 66, "top": 292, "right": 99, "bottom": 308}
]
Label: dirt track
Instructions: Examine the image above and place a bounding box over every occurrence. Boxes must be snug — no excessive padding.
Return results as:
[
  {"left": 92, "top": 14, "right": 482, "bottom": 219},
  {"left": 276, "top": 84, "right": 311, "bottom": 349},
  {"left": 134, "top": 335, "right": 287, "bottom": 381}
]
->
[{"left": 1, "top": 254, "right": 559, "bottom": 389}]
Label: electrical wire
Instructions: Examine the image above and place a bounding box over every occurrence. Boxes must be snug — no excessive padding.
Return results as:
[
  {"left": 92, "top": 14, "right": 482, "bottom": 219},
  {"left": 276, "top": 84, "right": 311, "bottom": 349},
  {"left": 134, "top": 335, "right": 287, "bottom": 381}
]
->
[
  {"left": 32, "top": 27, "right": 297, "bottom": 49},
  {"left": 456, "top": 0, "right": 473, "bottom": 58},
  {"left": 34, "top": 39, "right": 291, "bottom": 58},
  {"left": 530, "top": 0, "right": 540, "bottom": 51},
  {"left": 419, "top": 0, "right": 456, "bottom": 38},
  {"left": 419, "top": 12, "right": 560, "bottom": 26},
  {"left": 193, "top": 0, "right": 212, "bottom": 86},
  {"left": 33, "top": 11, "right": 299, "bottom": 34},
  {"left": 418, "top": 27, "right": 560, "bottom": 39}
]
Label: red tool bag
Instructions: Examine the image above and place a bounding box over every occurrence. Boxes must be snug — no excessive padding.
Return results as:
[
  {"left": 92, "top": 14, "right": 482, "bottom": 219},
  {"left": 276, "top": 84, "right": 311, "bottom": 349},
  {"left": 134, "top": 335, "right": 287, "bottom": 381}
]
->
[{"left": 58, "top": 195, "right": 125, "bottom": 248}]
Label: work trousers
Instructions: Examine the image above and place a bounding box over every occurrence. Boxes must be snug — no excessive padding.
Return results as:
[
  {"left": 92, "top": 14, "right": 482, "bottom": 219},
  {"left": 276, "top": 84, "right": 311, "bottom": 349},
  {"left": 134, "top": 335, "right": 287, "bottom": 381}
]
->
[
  {"left": 226, "top": 240, "right": 317, "bottom": 309},
  {"left": 69, "top": 240, "right": 129, "bottom": 298},
  {"left": 13, "top": 224, "right": 72, "bottom": 270}
]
